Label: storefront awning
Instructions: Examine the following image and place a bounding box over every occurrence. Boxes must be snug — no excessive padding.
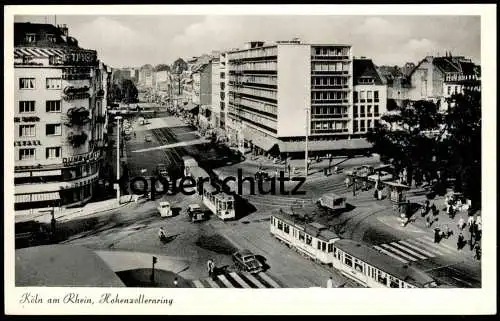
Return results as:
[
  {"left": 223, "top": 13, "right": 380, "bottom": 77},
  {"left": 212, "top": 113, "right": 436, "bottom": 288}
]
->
[
  {"left": 278, "top": 138, "right": 372, "bottom": 153},
  {"left": 15, "top": 192, "right": 60, "bottom": 204},
  {"left": 243, "top": 128, "right": 279, "bottom": 152}
]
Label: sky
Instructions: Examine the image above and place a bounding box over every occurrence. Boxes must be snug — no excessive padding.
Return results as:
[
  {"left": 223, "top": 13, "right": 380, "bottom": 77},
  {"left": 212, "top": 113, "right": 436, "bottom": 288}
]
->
[{"left": 14, "top": 15, "right": 481, "bottom": 69}]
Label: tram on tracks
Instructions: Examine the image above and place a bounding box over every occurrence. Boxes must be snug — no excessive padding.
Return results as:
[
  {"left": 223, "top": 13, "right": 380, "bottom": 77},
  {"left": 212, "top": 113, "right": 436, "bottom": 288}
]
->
[
  {"left": 270, "top": 211, "right": 438, "bottom": 288},
  {"left": 182, "top": 157, "right": 235, "bottom": 221}
]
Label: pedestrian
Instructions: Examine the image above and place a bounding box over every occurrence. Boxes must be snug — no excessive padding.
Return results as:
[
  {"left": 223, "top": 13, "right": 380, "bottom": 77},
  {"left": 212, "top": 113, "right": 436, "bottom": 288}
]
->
[
  {"left": 173, "top": 277, "right": 178, "bottom": 287},
  {"left": 326, "top": 277, "right": 333, "bottom": 288},
  {"left": 457, "top": 232, "right": 464, "bottom": 250},
  {"left": 467, "top": 215, "right": 475, "bottom": 228},
  {"left": 434, "top": 228, "right": 441, "bottom": 243},
  {"left": 426, "top": 215, "right": 432, "bottom": 228},
  {"left": 207, "top": 259, "right": 213, "bottom": 277},
  {"left": 474, "top": 244, "right": 481, "bottom": 260},
  {"left": 430, "top": 203, "right": 437, "bottom": 216},
  {"left": 345, "top": 177, "right": 350, "bottom": 188},
  {"left": 457, "top": 217, "right": 465, "bottom": 231}
]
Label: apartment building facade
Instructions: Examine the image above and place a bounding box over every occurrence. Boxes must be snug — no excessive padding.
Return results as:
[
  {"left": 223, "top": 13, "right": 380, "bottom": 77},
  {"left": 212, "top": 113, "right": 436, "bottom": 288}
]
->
[
  {"left": 211, "top": 57, "right": 221, "bottom": 128},
  {"left": 192, "top": 62, "right": 213, "bottom": 130},
  {"left": 13, "top": 22, "right": 110, "bottom": 211},
  {"left": 227, "top": 40, "right": 375, "bottom": 156}
]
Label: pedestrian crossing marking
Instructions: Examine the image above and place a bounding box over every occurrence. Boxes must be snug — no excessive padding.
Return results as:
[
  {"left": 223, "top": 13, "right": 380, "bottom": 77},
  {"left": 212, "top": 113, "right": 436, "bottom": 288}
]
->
[
  {"left": 258, "top": 272, "right": 281, "bottom": 288},
  {"left": 243, "top": 273, "right": 266, "bottom": 288},
  {"left": 229, "top": 272, "right": 251, "bottom": 288},
  {"left": 399, "top": 240, "right": 436, "bottom": 258},
  {"left": 193, "top": 280, "right": 204, "bottom": 288},
  {"left": 409, "top": 238, "right": 452, "bottom": 256},
  {"left": 204, "top": 278, "right": 220, "bottom": 288},
  {"left": 373, "top": 245, "right": 409, "bottom": 264},
  {"left": 217, "top": 274, "right": 234, "bottom": 288},
  {"left": 390, "top": 242, "right": 427, "bottom": 260},
  {"left": 380, "top": 244, "right": 418, "bottom": 261},
  {"left": 421, "top": 235, "right": 458, "bottom": 253}
]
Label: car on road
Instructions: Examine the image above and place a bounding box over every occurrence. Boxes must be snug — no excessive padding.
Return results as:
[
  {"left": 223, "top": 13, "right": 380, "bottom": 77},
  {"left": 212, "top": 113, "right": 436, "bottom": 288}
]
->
[
  {"left": 232, "top": 249, "right": 263, "bottom": 274},
  {"left": 156, "top": 164, "right": 168, "bottom": 177},
  {"left": 345, "top": 165, "right": 374, "bottom": 178},
  {"left": 367, "top": 171, "right": 393, "bottom": 182},
  {"left": 186, "top": 204, "right": 205, "bottom": 222},
  {"left": 157, "top": 201, "right": 173, "bottom": 217},
  {"left": 145, "top": 134, "right": 153, "bottom": 142}
]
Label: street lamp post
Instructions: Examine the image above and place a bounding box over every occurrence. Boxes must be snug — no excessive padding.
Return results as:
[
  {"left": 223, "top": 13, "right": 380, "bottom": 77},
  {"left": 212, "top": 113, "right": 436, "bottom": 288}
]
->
[
  {"left": 304, "top": 107, "right": 310, "bottom": 178},
  {"left": 115, "top": 116, "right": 123, "bottom": 204}
]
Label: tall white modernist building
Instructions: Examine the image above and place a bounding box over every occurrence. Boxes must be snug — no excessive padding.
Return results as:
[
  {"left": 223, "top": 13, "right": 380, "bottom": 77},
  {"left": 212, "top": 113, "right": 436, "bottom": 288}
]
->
[{"left": 226, "top": 40, "right": 380, "bottom": 156}]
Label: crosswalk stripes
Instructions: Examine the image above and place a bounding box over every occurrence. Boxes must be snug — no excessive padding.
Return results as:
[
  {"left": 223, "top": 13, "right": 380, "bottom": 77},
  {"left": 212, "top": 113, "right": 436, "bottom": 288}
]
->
[
  {"left": 373, "top": 235, "right": 460, "bottom": 264},
  {"left": 190, "top": 272, "right": 281, "bottom": 289}
]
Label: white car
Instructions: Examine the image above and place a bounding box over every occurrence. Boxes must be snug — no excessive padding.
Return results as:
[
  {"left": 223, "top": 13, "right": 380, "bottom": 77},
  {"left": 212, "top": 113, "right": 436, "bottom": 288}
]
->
[{"left": 157, "top": 201, "right": 173, "bottom": 217}]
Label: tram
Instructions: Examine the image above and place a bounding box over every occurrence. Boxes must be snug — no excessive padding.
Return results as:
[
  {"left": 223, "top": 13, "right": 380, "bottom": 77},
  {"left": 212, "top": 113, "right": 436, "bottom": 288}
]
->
[
  {"left": 270, "top": 210, "right": 340, "bottom": 264},
  {"left": 270, "top": 211, "right": 438, "bottom": 288},
  {"left": 184, "top": 162, "right": 235, "bottom": 221}
]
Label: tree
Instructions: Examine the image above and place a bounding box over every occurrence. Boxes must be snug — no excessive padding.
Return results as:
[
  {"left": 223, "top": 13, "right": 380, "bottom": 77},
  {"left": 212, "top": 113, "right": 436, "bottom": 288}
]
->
[
  {"left": 120, "top": 79, "right": 138, "bottom": 104},
  {"left": 172, "top": 58, "right": 188, "bottom": 74},
  {"left": 367, "top": 90, "right": 481, "bottom": 206},
  {"left": 154, "top": 64, "right": 171, "bottom": 72},
  {"left": 108, "top": 83, "right": 122, "bottom": 103}
]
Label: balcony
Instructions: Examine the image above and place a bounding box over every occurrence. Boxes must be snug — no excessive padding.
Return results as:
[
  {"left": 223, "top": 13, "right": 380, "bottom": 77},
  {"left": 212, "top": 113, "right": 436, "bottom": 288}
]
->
[
  {"left": 63, "top": 86, "right": 91, "bottom": 101},
  {"left": 311, "top": 55, "right": 350, "bottom": 61},
  {"left": 65, "top": 107, "right": 90, "bottom": 127}
]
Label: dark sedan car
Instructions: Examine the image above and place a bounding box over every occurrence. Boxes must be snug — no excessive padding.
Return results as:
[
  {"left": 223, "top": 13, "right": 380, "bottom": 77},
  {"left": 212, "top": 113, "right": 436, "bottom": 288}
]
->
[{"left": 232, "top": 250, "right": 263, "bottom": 274}]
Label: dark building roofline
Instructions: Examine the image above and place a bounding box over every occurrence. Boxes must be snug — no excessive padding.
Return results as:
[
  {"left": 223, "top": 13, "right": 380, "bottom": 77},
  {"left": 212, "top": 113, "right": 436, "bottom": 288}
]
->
[{"left": 353, "top": 58, "right": 385, "bottom": 85}]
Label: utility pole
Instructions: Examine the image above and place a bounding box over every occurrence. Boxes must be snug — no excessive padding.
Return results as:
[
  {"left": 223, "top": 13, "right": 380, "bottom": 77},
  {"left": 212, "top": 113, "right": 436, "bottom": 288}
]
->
[
  {"left": 304, "top": 107, "right": 310, "bottom": 178},
  {"left": 115, "top": 116, "right": 122, "bottom": 204}
]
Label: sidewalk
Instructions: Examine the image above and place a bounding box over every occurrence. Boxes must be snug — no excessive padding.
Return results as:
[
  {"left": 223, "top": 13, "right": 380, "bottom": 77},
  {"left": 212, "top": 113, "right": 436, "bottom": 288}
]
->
[{"left": 15, "top": 195, "right": 134, "bottom": 224}]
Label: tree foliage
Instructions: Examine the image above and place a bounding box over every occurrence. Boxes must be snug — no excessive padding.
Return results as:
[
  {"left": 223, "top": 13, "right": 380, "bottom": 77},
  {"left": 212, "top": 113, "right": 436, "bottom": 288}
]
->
[
  {"left": 367, "top": 90, "right": 481, "bottom": 205},
  {"left": 120, "top": 79, "right": 139, "bottom": 104},
  {"left": 154, "top": 64, "right": 171, "bottom": 72},
  {"left": 172, "top": 58, "right": 188, "bottom": 73}
]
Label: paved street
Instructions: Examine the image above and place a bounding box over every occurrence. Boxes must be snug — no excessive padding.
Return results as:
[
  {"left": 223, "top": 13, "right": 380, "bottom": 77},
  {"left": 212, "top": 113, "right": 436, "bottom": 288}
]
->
[{"left": 57, "top": 112, "right": 480, "bottom": 288}]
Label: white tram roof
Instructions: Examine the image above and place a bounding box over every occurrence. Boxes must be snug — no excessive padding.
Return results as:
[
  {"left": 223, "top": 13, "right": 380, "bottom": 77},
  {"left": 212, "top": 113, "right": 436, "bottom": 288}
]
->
[
  {"left": 187, "top": 166, "right": 210, "bottom": 180},
  {"left": 333, "top": 239, "right": 436, "bottom": 287},
  {"left": 204, "top": 184, "right": 235, "bottom": 200},
  {"left": 273, "top": 211, "right": 339, "bottom": 242}
]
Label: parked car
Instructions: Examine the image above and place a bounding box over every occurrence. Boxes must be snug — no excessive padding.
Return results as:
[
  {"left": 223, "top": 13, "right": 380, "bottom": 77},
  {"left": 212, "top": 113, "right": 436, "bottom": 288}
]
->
[
  {"left": 317, "top": 193, "right": 346, "bottom": 212},
  {"left": 186, "top": 204, "right": 205, "bottom": 222},
  {"left": 232, "top": 250, "right": 263, "bottom": 274},
  {"left": 157, "top": 201, "right": 173, "bottom": 217}
]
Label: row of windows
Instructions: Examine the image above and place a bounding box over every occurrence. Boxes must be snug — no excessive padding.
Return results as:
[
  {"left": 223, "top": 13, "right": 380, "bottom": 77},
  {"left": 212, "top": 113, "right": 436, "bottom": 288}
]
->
[
  {"left": 19, "top": 78, "right": 62, "bottom": 90},
  {"left": 354, "top": 91, "right": 380, "bottom": 102},
  {"left": 353, "top": 119, "right": 379, "bottom": 132},
  {"left": 335, "top": 249, "right": 411, "bottom": 288},
  {"left": 445, "top": 73, "right": 478, "bottom": 82},
  {"left": 312, "top": 62, "right": 349, "bottom": 72},
  {"left": 18, "top": 100, "right": 62, "bottom": 113},
  {"left": 229, "top": 47, "right": 278, "bottom": 61},
  {"left": 271, "top": 217, "right": 334, "bottom": 252},
  {"left": 237, "top": 97, "right": 277, "bottom": 115},
  {"left": 230, "top": 75, "right": 278, "bottom": 87},
  {"left": 18, "top": 124, "right": 62, "bottom": 137},
  {"left": 235, "top": 108, "right": 277, "bottom": 130},
  {"left": 353, "top": 105, "right": 380, "bottom": 118},
  {"left": 313, "top": 47, "right": 350, "bottom": 57},
  {"left": 313, "top": 121, "right": 348, "bottom": 130},
  {"left": 312, "top": 91, "right": 349, "bottom": 100},
  {"left": 24, "top": 33, "right": 58, "bottom": 43},
  {"left": 232, "top": 61, "right": 277, "bottom": 72},
  {"left": 312, "top": 77, "right": 348, "bottom": 86},
  {"left": 237, "top": 87, "right": 277, "bottom": 100},
  {"left": 18, "top": 147, "right": 61, "bottom": 161},
  {"left": 313, "top": 106, "right": 348, "bottom": 115}
]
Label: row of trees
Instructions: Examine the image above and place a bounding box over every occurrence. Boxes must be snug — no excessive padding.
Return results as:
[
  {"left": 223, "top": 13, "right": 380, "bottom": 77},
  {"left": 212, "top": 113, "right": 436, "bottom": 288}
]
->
[
  {"left": 366, "top": 90, "right": 481, "bottom": 207},
  {"left": 108, "top": 79, "right": 139, "bottom": 104}
]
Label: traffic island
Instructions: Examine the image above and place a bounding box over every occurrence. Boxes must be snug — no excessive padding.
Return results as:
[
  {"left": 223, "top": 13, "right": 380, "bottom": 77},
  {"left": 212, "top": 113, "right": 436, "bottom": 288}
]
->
[{"left": 116, "top": 268, "right": 193, "bottom": 288}]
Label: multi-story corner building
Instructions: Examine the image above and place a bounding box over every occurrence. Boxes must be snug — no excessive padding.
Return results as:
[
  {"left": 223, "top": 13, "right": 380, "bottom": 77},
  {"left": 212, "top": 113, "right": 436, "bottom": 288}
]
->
[
  {"left": 227, "top": 40, "right": 376, "bottom": 157},
  {"left": 13, "top": 22, "right": 110, "bottom": 211},
  {"left": 407, "top": 54, "right": 481, "bottom": 110},
  {"left": 138, "top": 64, "right": 154, "bottom": 88},
  {"left": 352, "top": 58, "right": 388, "bottom": 137}
]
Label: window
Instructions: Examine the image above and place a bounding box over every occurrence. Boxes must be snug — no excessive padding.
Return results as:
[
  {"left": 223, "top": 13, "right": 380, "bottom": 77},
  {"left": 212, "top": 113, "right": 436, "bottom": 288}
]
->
[
  {"left": 19, "top": 78, "right": 35, "bottom": 89},
  {"left": 374, "top": 105, "right": 379, "bottom": 117},
  {"left": 46, "top": 78, "right": 62, "bottom": 90},
  {"left": 354, "top": 91, "right": 358, "bottom": 103},
  {"left": 360, "top": 120, "right": 366, "bottom": 131},
  {"left": 374, "top": 91, "right": 379, "bottom": 102},
  {"left": 19, "top": 148, "right": 35, "bottom": 161},
  {"left": 46, "top": 147, "right": 61, "bottom": 159},
  {"left": 377, "top": 271, "right": 388, "bottom": 285},
  {"left": 353, "top": 106, "right": 358, "bottom": 118},
  {"left": 360, "top": 91, "right": 366, "bottom": 102},
  {"left": 19, "top": 101, "right": 35, "bottom": 113},
  {"left": 19, "top": 124, "right": 36, "bottom": 137},
  {"left": 277, "top": 220, "right": 283, "bottom": 230},
  {"left": 389, "top": 276, "right": 400, "bottom": 288},
  {"left": 317, "top": 241, "right": 322, "bottom": 250},
  {"left": 47, "top": 34, "right": 57, "bottom": 43},
  {"left": 368, "top": 120, "right": 372, "bottom": 128},
  {"left": 367, "top": 91, "right": 373, "bottom": 102},
  {"left": 353, "top": 120, "right": 359, "bottom": 132},
  {"left": 360, "top": 106, "right": 365, "bottom": 117},
  {"left": 305, "top": 235, "right": 312, "bottom": 245},
  {"left": 322, "top": 242, "right": 327, "bottom": 252},
  {"left": 46, "top": 124, "right": 62, "bottom": 136},
  {"left": 354, "top": 259, "right": 364, "bottom": 273},
  {"left": 46, "top": 100, "right": 61, "bottom": 112},
  {"left": 298, "top": 231, "right": 305, "bottom": 242},
  {"left": 283, "top": 224, "right": 290, "bottom": 234},
  {"left": 344, "top": 254, "right": 353, "bottom": 267},
  {"left": 25, "top": 33, "right": 36, "bottom": 43}
]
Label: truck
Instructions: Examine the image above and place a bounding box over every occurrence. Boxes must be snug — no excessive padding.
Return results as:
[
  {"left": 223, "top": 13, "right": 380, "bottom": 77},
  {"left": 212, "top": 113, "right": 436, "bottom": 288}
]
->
[
  {"left": 157, "top": 201, "right": 173, "bottom": 217},
  {"left": 317, "top": 193, "right": 346, "bottom": 213}
]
